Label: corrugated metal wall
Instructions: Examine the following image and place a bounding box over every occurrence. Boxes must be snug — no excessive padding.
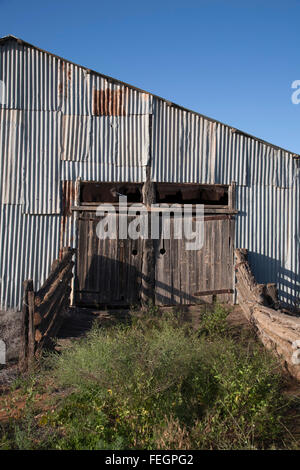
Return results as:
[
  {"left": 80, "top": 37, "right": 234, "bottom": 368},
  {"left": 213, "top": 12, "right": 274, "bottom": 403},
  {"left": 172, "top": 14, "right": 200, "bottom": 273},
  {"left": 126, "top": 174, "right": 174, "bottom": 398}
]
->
[
  {"left": 151, "top": 100, "right": 300, "bottom": 307},
  {"left": 0, "top": 37, "right": 299, "bottom": 310}
]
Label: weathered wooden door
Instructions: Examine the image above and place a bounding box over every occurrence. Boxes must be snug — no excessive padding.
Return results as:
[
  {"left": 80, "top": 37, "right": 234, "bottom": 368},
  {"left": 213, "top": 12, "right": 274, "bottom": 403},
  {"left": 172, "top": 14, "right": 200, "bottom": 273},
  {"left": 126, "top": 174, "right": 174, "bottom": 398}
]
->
[
  {"left": 75, "top": 211, "right": 143, "bottom": 307},
  {"left": 75, "top": 212, "right": 235, "bottom": 307},
  {"left": 155, "top": 214, "right": 235, "bottom": 305}
]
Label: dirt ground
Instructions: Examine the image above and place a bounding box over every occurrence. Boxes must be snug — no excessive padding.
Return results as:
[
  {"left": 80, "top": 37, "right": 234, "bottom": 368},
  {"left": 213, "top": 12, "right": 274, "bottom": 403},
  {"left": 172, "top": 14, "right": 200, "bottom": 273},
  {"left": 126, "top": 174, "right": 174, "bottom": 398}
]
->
[{"left": 0, "top": 309, "right": 22, "bottom": 363}]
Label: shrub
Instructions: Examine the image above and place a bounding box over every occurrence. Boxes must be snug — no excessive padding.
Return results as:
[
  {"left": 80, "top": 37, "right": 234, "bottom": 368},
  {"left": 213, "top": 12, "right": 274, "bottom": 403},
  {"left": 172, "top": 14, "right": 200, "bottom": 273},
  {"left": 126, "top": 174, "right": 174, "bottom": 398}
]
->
[
  {"left": 198, "top": 303, "right": 230, "bottom": 338},
  {"left": 0, "top": 305, "right": 292, "bottom": 450}
]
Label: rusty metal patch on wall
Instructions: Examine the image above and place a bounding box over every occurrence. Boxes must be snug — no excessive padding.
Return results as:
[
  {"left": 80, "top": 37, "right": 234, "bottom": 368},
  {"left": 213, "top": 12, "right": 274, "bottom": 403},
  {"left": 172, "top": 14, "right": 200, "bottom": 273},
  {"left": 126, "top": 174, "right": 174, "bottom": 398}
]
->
[
  {"left": 60, "top": 180, "right": 75, "bottom": 257},
  {"left": 58, "top": 61, "right": 72, "bottom": 100},
  {"left": 93, "top": 88, "right": 126, "bottom": 116}
]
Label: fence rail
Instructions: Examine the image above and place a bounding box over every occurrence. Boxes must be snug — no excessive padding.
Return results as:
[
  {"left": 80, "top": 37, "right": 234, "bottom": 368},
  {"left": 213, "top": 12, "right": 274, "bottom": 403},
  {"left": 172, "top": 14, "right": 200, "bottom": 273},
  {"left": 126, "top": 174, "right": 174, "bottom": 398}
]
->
[
  {"left": 235, "top": 248, "right": 300, "bottom": 381},
  {"left": 19, "top": 247, "right": 75, "bottom": 371}
]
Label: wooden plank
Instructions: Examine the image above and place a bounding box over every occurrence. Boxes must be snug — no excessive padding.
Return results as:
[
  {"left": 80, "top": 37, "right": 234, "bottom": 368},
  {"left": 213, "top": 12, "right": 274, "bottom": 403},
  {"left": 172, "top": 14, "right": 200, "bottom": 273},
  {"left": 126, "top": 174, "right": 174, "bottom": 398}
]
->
[
  {"left": 19, "top": 248, "right": 75, "bottom": 359},
  {"left": 194, "top": 289, "right": 234, "bottom": 296},
  {"left": 36, "top": 271, "right": 73, "bottom": 323},
  {"left": 235, "top": 248, "right": 300, "bottom": 380},
  {"left": 205, "top": 219, "right": 212, "bottom": 292},
  {"left": 36, "top": 248, "right": 75, "bottom": 304},
  {"left": 218, "top": 218, "right": 224, "bottom": 291},
  {"left": 141, "top": 182, "right": 156, "bottom": 306},
  {"left": 71, "top": 205, "right": 238, "bottom": 214},
  {"left": 18, "top": 280, "right": 33, "bottom": 371},
  {"left": 36, "top": 294, "right": 70, "bottom": 353},
  {"left": 27, "top": 290, "right": 35, "bottom": 368},
  {"left": 36, "top": 263, "right": 73, "bottom": 312},
  {"left": 204, "top": 214, "right": 234, "bottom": 221},
  {"left": 229, "top": 217, "right": 236, "bottom": 303},
  {"left": 79, "top": 214, "right": 89, "bottom": 304},
  {"left": 228, "top": 181, "right": 236, "bottom": 210}
]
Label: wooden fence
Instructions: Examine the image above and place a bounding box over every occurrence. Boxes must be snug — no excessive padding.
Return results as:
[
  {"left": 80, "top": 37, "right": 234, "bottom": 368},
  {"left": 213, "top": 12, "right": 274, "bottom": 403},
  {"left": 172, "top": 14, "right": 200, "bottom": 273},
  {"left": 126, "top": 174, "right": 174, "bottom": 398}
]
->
[
  {"left": 19, "top": 247, "right": 75, "bottom": 371},
  {"left": 235, "top": 248, "right": 300, "bottom": 381}
]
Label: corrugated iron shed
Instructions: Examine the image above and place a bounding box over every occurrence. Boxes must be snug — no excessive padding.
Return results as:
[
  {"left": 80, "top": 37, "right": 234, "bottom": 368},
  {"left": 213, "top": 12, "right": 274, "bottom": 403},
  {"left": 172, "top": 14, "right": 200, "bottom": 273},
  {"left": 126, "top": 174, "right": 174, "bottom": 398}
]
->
[{"left": 0, "top": 35, "right": 299, "bottom": 310}]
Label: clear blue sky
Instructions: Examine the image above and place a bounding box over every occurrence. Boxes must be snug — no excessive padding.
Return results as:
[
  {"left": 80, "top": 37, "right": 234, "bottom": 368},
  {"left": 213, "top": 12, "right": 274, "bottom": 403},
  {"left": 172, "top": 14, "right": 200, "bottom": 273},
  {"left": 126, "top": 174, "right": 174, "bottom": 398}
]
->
[{"left": 1, "top": 0, "right": 300, "bottom": 153}]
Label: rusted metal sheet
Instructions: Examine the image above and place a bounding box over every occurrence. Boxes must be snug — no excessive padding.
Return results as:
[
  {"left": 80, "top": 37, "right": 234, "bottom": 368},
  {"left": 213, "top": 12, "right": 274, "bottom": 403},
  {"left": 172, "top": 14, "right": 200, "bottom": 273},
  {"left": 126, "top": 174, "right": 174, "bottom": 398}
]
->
[
  {"left": 91, "top": 75, "right": 152, "bottom": 116},
  {"left": 58, "top": 59, "right": 91, "bottom": 115},
  {"left": 93, "top": 88, "right": 126, "bottom": 116},
  {"left": 62, "top": 180, "right": 75, "bottom": 217},
  {"left": 60, "top": 181, "right": 76, "bottom": 255}
]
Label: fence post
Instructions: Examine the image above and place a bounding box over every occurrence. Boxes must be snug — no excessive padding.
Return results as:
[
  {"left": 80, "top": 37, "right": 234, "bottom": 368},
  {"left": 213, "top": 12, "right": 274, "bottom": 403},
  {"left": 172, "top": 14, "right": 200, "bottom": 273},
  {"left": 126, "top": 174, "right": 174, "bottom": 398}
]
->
[
  {"left": 19, "top": 248, "right": 75, "bottom": 369},
  {"left": 27, "top": 288, "right": 36, "bottom": 369},
  {"left": 19, "top": 279, "right": 33, "bottom": 372},
  {"left": 229, "top": 181, "right": 236, "bottom": 210}
]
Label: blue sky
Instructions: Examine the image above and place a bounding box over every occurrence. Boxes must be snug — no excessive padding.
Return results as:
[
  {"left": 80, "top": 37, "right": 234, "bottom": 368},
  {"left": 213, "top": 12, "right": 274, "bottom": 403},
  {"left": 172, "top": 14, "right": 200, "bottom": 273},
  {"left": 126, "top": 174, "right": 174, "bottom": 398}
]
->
[{"left": 1, "top": 0, "right": 300, "bottom": 153}]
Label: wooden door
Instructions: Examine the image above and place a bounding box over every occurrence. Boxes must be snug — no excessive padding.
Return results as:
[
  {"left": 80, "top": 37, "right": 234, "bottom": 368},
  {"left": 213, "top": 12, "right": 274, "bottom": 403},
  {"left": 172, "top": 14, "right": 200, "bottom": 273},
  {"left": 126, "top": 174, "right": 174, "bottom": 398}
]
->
[
  {"left": 75, "top": 212, "right": 235, "bottom": 307},
  {"left": 75, "top": 211, "right": 142, "bottom": 307},
  {"left": 154, "top": 214, "right": 235, "bottom": 305}
]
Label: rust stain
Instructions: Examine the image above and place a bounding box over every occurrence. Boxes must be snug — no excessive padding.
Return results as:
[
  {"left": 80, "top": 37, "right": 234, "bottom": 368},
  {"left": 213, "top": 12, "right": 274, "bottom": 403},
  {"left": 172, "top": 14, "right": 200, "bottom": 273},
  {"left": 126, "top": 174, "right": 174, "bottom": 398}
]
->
[
  {"left": 62, "top": 180, "right": 75, "bottom": 218},
  {"left": 67, "top": 63, "right": 72, "bottom": 82},
  {"left": 58, "top": 61, "right": 64, "bottom": 97},
  {"left": 93, "top": 87, "right": 126, "bottom": 116},
  {"left": 65, "top": 63, "right": 70, "bottom": 99},
  {"left": 60, "top": 181, "right": 75, "bottom": 253},
  {"left": 58, "top": 61, "right": 71, "bottom": 100}
]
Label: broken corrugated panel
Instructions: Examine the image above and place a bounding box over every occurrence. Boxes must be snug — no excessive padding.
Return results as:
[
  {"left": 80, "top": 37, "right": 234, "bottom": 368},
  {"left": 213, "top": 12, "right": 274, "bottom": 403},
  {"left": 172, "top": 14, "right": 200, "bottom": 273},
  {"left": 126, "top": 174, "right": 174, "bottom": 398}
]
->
[
  {"left": 0, "top": 109, "right": 25, "bottom": 204},
  {"left": 0, "top": 40, "right": 59, "bottom": 111},
  {"left": 23, "top": 111, "right": 61, "bottom": 214}
]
